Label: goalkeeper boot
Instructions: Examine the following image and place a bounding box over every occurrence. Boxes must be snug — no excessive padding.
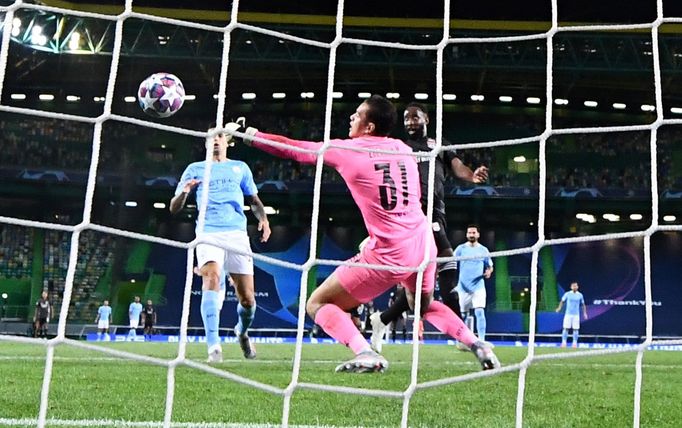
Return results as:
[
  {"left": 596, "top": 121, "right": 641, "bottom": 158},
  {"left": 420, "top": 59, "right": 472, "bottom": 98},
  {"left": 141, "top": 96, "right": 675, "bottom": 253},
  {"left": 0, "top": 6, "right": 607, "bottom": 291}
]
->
[
  {"left": 335, "top": 350, "right": 388, "bottom": 374},
  {"left": 456, "top": 341, "right": 471, "bottom": 352},
  {"left": 207, "top": 344, "right": 223, "bottom": 363},
  {"left": 471, "top": 341, "right": 501, "bottom": 370},
  {"left": 234, "top": 327, "right": 257, "bottom": 359},
  {"left": 369, "top": 312, "right": 388, "bottom": 353}
]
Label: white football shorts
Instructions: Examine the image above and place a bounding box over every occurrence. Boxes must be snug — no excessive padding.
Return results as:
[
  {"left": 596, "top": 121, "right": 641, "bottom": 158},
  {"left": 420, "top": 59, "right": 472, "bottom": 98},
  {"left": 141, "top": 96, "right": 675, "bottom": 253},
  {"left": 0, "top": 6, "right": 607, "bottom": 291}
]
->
[
  {"left": 457, "top": 287, "right": 487, "bottom": 313},
  {"left": 196, "top": 230, "right": 254, "bottom": 275},
  {"left": 563, "top": 314, "right": 581, "bottom": 330}
]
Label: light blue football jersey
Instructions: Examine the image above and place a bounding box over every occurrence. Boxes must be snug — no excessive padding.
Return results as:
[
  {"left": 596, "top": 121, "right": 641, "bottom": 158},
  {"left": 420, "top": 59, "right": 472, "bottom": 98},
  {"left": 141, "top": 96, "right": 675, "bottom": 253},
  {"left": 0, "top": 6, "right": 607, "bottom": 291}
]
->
[
  {"left": 454, "top": 243, "right": 493, "bottom": 293},
  {"left": 561, "top": 291, "right": 585, "bottom": 316},
  {"left": 97, "top": 305, "right": 112, "bottom": 321},
  {"left": 129, "top": 302, "right": 143, "bottom": 319},
  {"left": 175, "top": 160, "right": 258, "bottom": 233}
]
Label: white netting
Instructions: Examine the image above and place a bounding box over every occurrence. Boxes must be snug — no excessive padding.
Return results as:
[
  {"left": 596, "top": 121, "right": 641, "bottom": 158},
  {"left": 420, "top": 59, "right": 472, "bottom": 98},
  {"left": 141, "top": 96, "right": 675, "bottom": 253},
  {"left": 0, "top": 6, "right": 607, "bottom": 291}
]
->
[{"left": 0, "top": 0, "right": 681, "bottom": 427}]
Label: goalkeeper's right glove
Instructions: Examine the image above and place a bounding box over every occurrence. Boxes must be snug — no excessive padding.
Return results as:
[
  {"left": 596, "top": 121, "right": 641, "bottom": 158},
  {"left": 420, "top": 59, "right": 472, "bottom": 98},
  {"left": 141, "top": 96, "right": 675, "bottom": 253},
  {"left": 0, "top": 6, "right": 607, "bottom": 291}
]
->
[{"left": 223, "top": 117, "right": 258, "bottom": 145}]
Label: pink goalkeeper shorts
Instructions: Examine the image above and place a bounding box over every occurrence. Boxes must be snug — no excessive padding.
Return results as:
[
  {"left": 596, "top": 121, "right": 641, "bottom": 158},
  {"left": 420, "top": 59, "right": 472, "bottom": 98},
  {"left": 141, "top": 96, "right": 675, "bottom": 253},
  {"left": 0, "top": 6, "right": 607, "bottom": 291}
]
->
[{"left": 335, "top": 234, "right": 436, "bottom": 303}]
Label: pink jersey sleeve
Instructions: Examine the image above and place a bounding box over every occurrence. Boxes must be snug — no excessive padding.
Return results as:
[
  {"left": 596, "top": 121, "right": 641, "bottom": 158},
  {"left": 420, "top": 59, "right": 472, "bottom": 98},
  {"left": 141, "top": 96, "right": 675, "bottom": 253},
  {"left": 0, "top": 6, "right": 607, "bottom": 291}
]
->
[
  {"left": 252, "top": 131, "right": 345, "bottom": 168},
  {"left": 252, "top": 131, "right": 428, "bottom": 249}
]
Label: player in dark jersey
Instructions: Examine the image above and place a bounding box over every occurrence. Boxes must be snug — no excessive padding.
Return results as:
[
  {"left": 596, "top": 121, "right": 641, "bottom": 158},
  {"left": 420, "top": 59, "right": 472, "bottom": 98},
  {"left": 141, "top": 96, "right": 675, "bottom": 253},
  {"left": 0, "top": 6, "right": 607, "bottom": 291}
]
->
[
  {"left": 370, "top": 102, "right": 489, "bottom": 352},
  {"left": 33, "top": 291, "right": 52, "bottom": 338},
  {"left": 141, "top": 299, "right": 157, "bottom": 340},
  {"left": 387, "top": 285, "right": 407, "bottom": 341}
]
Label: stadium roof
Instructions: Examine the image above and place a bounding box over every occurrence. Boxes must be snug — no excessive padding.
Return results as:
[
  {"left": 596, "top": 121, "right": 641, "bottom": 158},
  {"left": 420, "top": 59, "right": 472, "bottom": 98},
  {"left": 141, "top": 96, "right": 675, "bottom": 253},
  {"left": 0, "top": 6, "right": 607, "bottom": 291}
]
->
[
  {"left": 38, "top": 0, "right": 682, "bottom": 24},
  {"left": 4, "top": 0, "right": 682, "bottom": 112}
]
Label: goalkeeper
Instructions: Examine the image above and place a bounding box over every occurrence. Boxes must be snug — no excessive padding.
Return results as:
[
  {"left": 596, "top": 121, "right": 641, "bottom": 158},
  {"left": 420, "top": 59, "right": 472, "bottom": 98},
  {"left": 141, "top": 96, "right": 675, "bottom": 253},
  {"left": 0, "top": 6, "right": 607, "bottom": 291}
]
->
[
  {"left": 370, "top": 102, "right": 489, "bottom": 352},
  {"left": 228, "top": 95, "right": 500, "bottom": 372}
]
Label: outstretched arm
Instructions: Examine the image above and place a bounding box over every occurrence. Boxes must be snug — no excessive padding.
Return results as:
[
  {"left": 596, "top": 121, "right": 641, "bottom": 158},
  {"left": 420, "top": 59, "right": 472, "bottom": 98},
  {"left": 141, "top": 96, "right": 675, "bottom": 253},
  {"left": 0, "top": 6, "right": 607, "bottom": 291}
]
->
[
  {"left": 245, "top": 194, "right": 271, "bottom": 242},
  {"left": 250, "top": 132, "right": 324, "bottom": 166},
  {"left": 450, "top": 157, "right": 489, "bottom": 184},
  {"left": 555, "top": 301, "right": 564, "bottom": 313}
]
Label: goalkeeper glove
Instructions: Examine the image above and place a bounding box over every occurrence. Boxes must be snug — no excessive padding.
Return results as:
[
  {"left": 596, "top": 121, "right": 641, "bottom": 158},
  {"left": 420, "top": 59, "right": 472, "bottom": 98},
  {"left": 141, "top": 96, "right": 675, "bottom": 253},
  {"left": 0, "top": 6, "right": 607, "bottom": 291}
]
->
[{"left": 223, "top": 117, "right": 258, "bottom": 145}]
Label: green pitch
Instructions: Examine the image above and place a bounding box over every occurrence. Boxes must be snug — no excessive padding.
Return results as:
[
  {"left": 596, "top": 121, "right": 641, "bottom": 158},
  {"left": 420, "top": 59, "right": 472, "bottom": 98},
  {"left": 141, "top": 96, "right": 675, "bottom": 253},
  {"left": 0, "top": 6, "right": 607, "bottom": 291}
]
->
[{"left": 0, "top": 341, "right": 680, "bottom": 427}]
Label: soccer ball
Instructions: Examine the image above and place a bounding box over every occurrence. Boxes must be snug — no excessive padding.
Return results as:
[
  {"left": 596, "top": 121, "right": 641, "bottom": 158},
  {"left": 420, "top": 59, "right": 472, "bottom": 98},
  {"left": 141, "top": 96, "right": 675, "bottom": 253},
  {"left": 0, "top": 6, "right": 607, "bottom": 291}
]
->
[{"left": 137, "top": 72, "right": 185, "bottom": 118}]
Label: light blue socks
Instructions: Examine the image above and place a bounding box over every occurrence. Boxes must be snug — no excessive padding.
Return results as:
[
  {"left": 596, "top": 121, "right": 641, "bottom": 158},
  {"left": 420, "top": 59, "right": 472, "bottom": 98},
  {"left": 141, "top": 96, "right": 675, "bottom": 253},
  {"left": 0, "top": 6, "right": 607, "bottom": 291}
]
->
[
  {"left": 474, "top": 308, "right": 486, "bottom": 341},
  {"left": 561, "top": 328, "right": 569, "bottom": 345},
  {"left": 235, "top": 302, "right": 256, "bottom": 336},
  {"left": 201, "top": 290, "right": 221, "bottom": 350}
]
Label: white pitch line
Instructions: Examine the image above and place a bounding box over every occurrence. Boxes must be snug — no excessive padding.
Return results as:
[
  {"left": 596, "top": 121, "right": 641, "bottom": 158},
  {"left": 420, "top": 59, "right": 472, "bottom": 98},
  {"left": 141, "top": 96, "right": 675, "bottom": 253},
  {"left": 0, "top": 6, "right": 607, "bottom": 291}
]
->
[
  {"left": 0, "top": 418, "right": 383, "bottom": 428},
  {"left": 0, "top": 355, "right": 336, "bottom": 365},
  {"left": 0, "top": 355, "right": 679, "bottom": 369}
]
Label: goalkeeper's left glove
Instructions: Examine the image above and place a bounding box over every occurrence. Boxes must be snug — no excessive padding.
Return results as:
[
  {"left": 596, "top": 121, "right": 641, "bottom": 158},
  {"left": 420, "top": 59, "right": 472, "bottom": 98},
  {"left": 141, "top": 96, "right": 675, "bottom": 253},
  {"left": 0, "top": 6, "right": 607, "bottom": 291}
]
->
[{"left": 223, "top": 117, "right": 258, "bottom": 145}]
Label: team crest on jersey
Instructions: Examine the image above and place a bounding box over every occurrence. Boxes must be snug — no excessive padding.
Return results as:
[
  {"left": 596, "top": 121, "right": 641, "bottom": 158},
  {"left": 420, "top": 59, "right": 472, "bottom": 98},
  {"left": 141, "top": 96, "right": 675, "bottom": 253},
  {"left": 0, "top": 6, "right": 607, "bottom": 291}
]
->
[
  {"left": 232, "top": 166, "right": 241, "bottom": 174},
  {"left": 427, "top": 138, "right": 437, "bottom": 149}
]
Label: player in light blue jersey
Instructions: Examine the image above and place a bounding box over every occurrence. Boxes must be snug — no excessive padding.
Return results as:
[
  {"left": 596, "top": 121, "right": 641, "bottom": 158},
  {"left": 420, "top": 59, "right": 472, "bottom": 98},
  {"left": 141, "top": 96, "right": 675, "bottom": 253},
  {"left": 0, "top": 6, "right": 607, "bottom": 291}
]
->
[
  {"left": 128, "top": 296, "right": 143, "bottom": 340},
  {"left": 556, "top": 282, "right": 588, "bottom": 348},
  {"left": 454, "top": 225, "right": 493, "bottom": 342},
  {"left": 95, "top": 300, "right": 112, "bottom": 341},
  {"left": 170, "top": 123, "right": 271, "bottom": 363}
]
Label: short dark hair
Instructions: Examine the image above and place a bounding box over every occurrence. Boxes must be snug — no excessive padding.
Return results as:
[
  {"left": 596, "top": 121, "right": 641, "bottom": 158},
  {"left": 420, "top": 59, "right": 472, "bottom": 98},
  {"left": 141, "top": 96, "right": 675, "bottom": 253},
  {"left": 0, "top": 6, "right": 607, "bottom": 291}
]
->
[
  {"left": 405, "top": 102, "right": 428, "bottom": 116},
  {"left": 364, "top": 95, "right": 397, "bottom": 136},
  {"left": 466, "top": 224, "right": 480, "bottom": 232}
]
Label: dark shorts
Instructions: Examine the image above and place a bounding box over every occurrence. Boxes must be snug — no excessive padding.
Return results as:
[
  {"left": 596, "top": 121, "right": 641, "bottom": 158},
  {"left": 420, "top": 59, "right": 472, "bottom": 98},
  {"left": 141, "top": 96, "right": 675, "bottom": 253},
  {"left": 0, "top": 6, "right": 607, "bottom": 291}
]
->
[
  {"left": 36, "top": 317, "right": 48, "bottom": 327},
  {"left": 430, "top": 210, "right": 452, "bottom": 254}
]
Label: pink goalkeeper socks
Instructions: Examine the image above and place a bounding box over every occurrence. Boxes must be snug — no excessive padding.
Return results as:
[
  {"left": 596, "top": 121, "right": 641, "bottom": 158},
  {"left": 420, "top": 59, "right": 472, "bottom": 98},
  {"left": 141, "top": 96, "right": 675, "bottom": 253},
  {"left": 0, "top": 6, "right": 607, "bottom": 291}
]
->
[
  {"left": 315, "top": 304, "right": 370, "bottom": 355},
  {"left": 423, "top": 300, "right": 479, "bottom": 346}
]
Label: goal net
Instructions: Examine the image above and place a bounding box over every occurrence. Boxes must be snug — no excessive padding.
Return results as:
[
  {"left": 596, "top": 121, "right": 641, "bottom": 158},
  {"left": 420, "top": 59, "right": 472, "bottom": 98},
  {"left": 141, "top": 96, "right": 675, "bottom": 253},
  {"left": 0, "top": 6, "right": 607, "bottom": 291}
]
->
[{"left": 0, "top": 0, "right": 680, "bottom": 427}]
